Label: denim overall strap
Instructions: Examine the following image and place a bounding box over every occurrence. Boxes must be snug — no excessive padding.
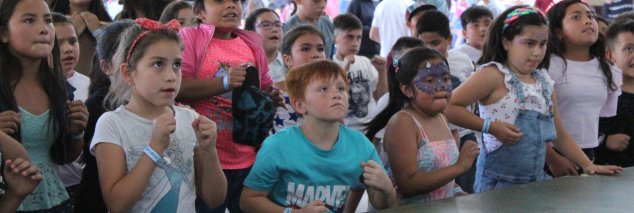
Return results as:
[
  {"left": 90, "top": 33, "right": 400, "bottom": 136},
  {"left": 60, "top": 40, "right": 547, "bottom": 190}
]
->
[{"left": 475, "top": 68, "right": 556, "bottom": 193}]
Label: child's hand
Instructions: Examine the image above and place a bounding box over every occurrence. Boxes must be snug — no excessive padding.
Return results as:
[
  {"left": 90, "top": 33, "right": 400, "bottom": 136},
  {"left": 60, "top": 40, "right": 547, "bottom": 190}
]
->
[
  {"left": 192, "top": 115, "right": 217, "bottom": 151},
  {"left": 360, "top": 160, "right": 392, "bottom": 193},
  {"left": 606, "top": 134, "right": 630, "bottom": 152},
  {"left": 69, "top": 13, "right": 86, "bottom": 34},
  {"left": 343, "top": 54, "right": 356, "bottom": 71},
  {"left": 0, "top": 110, "right": 20, "bottom": 134},
  {"left": 80, "top": 11, "right": 102, "bottom": 33},
  {"left": 3, "top": 158, "right": 43, "bottom": 198},
  {"left": 456, "top": 140, "right": 479, "bottom": 172},
  {"left": 370, "top": 55, "right": 387, "bottom": 72},
  {"left": 489, "top": 121, "right": 523, "bottom": 144},
  {"left": 151, "top": 111, "right": 176, "bottom": 150},
  {"left": 582, "top": 164, "right": 623, "bottom": 175},
  {"left": 455, "top": 191, "right": 469, "bottom": 196},
  {"left": 546, "top": 152, "right": 579, "bottom": 177},
  {"left": 67, "top": 100, "right": 89, "bottom": 136},
  {"left": 296, "top": 200, "right": 328, "bottom": 213},
  {"left": 227, "top": 63, "right": 248, "bottom": 89},
  {"left": 265, "top": 87, "right": 286, "bottom": 109}
]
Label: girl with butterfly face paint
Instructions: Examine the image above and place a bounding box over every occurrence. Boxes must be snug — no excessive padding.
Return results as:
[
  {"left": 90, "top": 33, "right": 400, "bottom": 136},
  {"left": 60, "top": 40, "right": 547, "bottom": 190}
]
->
[{"left": 375, "top": 47, "right": 480, "bottom": 204}]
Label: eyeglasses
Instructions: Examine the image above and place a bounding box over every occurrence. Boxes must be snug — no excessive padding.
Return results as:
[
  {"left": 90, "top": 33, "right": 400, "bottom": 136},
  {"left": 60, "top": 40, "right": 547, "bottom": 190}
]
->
[{"left": 256, "top": 21, "right": 282, "bottom": 30}]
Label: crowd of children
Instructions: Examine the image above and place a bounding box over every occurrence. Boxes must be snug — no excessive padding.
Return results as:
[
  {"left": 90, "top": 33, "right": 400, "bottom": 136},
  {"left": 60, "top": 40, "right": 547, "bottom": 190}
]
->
[{"left": 1, "top": 0, "right": 633, "bottom": 212}]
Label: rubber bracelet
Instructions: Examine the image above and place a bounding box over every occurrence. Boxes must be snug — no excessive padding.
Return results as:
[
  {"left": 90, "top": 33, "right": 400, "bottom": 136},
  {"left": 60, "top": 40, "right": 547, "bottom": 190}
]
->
[
  {"left": 144, "top": 146, "right": 163, "bottom": 164},
  {"left": 482, "top": 118, "right": 491, "bottom": 134},
  {"left": 283, "top": 208, "right": 292, "bottom": 213},
  {"left": 223, "top": 74, "right": 230, "bottom": 91}
]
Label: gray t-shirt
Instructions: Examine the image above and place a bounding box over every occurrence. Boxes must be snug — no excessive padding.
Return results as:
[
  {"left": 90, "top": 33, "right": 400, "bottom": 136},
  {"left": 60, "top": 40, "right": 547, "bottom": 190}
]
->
[{"left": 283, "top": 15, "right": 334, "bottom": 59}]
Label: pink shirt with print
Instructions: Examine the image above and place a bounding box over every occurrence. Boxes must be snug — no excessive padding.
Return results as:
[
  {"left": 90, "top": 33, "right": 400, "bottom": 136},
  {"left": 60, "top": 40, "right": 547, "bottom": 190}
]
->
[{"left": 183, "top": 36, "right": 256, "bottom": 169}]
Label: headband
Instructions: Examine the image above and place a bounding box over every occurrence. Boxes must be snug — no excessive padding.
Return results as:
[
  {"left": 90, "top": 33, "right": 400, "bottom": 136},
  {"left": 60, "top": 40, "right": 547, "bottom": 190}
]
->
[
  {"left": 125, "top": 18, "right": 181, "bottom": 64},
  {"left": 503, "top": 7, "right": 549, "bottom": 31}
]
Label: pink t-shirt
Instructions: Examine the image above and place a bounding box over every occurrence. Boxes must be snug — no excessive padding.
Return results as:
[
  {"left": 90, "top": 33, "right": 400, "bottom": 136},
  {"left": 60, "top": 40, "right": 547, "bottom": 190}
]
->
[{"left": 183, "top": 36, "right": 256, "bottom": 169}]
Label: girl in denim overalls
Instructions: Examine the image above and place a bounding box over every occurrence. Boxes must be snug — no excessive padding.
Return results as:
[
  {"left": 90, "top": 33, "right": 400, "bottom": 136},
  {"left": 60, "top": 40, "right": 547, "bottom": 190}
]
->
[
  {"left": 371, "top": 47, "right": 480, "bottom": 205},
  {"left": 446, "top": 5, "right": 623, "bottom": 193}
]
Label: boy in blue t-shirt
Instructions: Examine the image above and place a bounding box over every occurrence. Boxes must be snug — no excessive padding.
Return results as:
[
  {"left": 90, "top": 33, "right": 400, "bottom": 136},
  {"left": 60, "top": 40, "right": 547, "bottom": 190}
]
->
[{"left": 241, "top": 60, "right": 396, "bottom": 212}]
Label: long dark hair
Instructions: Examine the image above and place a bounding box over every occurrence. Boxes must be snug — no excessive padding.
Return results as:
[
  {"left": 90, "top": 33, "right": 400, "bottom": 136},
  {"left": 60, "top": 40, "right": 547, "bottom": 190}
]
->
[
  {"left": 52, "top": 0, "right": 113, "bottom": 22},
  {"left": 88, "top": 20, "right": 135, "bottom": 96},
  {"left": 159, "top": 0, "right": 192, "bottom": 24},
  {"left": 0, "top": 0, "right": 72, "bottom": 164},
  {"left": 479, "top": 5, "right": 551, "bottom": 69},
  {"left": 547, "top": 0, "right": 615, "bottom": 90},
  {"left": 365, "top": 47, "right": 445, "bottom": 140}
]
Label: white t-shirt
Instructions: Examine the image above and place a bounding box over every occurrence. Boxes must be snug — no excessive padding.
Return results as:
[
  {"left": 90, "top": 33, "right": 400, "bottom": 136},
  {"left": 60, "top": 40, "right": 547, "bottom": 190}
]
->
[
  {"left": 447, "top": 51, "right": 474, "bottom": 82},
  {"left": 268, "top": 51, "right": 288, "bottom": 83},
  {"left": 374, "top": 93, "right": 389, "bottom": 139},
  {"left": 67, "top": 71, "right": 90, "bottom": 102},
  {"left": 334, "top": 55, "right": 379, "bottom": 132},
  {"left": 90, "top": 106, "right": 199, "bottom": 212},
  {"left": 372, "top": 0, "right": 413, "bottom": 57},
  {"left": 450, "top": 44, "right": 481, "bottom": 64},
  {"left": 548, "top": 55, "right": 621, "bottom": 149}
]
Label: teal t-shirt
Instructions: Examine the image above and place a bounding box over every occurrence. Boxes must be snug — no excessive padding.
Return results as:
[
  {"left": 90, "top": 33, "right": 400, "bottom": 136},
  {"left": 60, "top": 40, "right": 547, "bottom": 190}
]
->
[{"left": 244, "top": 125, "right": 381, "bottom": 212}]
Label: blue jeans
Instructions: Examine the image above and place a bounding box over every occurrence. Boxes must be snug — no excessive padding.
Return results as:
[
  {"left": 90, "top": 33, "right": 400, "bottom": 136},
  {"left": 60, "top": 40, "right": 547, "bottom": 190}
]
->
[
  {"left": 475, "top": 110, "right": 556, "bottom": 193},
  {"left": 196, "top": 167, "right": 251, "bottom": 213}
]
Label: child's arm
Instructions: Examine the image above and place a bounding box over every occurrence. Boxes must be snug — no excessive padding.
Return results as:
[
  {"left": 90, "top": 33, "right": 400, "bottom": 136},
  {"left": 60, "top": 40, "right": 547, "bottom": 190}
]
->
[
  {"left": 0, "top": 131, "right": 28, "bottom": 161},
  {"left": 445, "top": 66, "right": 523, "bottom": 144},
  {"left": 192, "top": 116, "right": 227, "bottom": 209},
  {"left": 0, "top": 158, "right": 43, "bottom": 213},
  {"left": 95, "top": 112, "right": 175, "bottom": 212},
  {"left": 550, "top": 92, "right": 623, "bottom": 175},
  {"left": 178, "top": 64, "right": 248, "bottom": 102},
  {"left": 241, "top": 188, "right": 328, "bottom": 213},
  {"left": 67, "top": 100, "right": 89, "bottom": 161},
  {"left": 360, "top": 160, "right": 397, "bottom": 210},
  {"left": 383, "top": 113, "right": 478, "bottom": 197},
  {"left": 371, "top": 56, "right": 388, "bottom": 100}
]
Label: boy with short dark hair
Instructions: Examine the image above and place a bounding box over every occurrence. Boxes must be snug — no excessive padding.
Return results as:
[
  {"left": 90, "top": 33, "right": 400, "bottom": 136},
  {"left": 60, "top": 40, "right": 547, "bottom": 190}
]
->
[
  {"left": 332, "top": 13, "right": 387, "bottom": 132},
  {"left": 453, "top": 6, "right": 493, "bottom": 63},
  {"left": 597, "top": 19, "right": 634, "bottom": 167},
  {"left": 406, "top": 3, "right": 438, "bottom": 36}
]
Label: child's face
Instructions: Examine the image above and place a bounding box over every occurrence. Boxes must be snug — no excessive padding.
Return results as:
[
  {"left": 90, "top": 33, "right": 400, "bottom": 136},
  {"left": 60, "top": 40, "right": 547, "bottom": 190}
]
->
[
  {"left": 558, "top": 3, "right": 598, "bottom": 48},
  {"left": 609, "top": 32, "right": 634, "bottom": 78},
  {"left": 2, "top": 0, "right": 55, "bottom": 60},
  {"left": 283, "top": 34, "right": 326, "bottom": 68},
  {"left": 196, "top": 0, "right": 242, "bottom": 29},
  {"left": 504, "top": 25, "right": 549, "bottom": 74},
  {"left": 334, "top": 29, "right": 362, "bottom": 57},
  {"left": 298, "top": 75, "right": 349, "bottom": 122},
  {"left": 177, "top": 7, "right": 196, "bottom": 27},
  {"left": 417, "top": 32, "right": 451, "bottom": 57},
  {"left": 125, "top": 39, "right": 182, "bottom": 107},
  {"left": 254, "top": 12, "right": 282, "bottom": 53},
  {"left": 407, "top": 58, "right": 452, "bottom": 114},
  {"left": 55, "top": 23, "right": 79, "bottom": 76},
  {"left": 463, "top": 16, "right": 492, "bottom": 50},
  {"left": 296, "top": 0, "right": 327, "bottom": 20}
]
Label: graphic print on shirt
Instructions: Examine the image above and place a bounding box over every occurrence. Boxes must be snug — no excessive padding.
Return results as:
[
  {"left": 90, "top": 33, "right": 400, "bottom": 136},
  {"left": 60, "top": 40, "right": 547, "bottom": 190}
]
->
[
  {"left": 212, "top": 63, "right": 233, "bottom": 132},
  {"left": 348, "top": 70, "right": 371, "bottom": 118},
  {"left": 126, "top": 126, "right": 195, "bottom": 212},
  {"left": 285, "top": 182, "right": 350, "bottom": 213}
]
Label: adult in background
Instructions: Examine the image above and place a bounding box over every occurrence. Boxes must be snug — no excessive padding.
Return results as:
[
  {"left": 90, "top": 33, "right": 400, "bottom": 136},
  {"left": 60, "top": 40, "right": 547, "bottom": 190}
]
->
[{"left": 370, "top": 0, "right": 413, "bottom": 57}]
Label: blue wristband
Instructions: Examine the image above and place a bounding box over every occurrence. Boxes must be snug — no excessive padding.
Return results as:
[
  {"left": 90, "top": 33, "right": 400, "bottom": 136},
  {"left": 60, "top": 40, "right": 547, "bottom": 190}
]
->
[
  {"left": 223, "top": 74, "right": 230, "bottom": 91},
  {"left": 453, "top": 186, "right": 464, "bottom": 195},
  {"left": 283, "top": 208, "right": 292, "bottom": 213},
  {"left": 482, "top": 118, "right": 491, "bottom": 134},
  {"left": 144, "top": 146, "right": 166, "bottom": 164}
]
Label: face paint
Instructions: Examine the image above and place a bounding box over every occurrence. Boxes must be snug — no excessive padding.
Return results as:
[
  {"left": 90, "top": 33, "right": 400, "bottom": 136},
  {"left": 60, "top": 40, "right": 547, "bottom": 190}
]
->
[{"left": 413, "top": 62, "right": 452, "bottom": 94}]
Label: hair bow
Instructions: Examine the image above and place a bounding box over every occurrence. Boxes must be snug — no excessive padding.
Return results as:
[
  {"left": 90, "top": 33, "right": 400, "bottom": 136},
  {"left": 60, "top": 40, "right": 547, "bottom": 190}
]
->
[{"left": 125, "top": 18, "right": 182, "bottom": 64}]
